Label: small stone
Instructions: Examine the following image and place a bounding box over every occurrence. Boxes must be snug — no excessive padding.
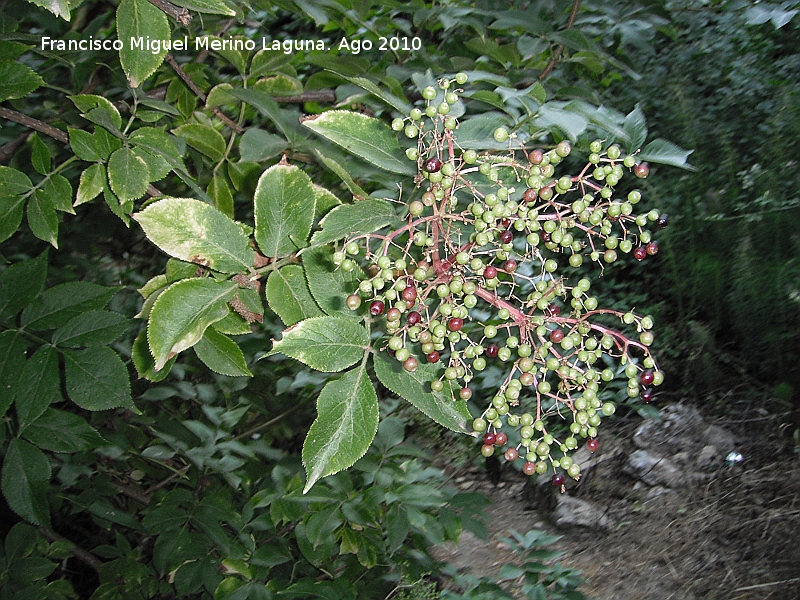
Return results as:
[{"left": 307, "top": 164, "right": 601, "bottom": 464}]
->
[
  {"left": 552, "top": 495, "right": 612, "bottom": 530},
  {"left": 696, "top": 445, "right": 719, "bottom": 468},
  {"left": 624, "top": 449, "right": 685, "bottom": 487}
]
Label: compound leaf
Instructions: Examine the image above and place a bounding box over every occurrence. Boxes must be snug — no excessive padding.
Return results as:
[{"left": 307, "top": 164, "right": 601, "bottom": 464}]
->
[
  {"left": 0, "top": 250, "right": 48, "bottom": 319},
  {"left": 268, "top": 316, "right": 369, "bottom": 372},
  {"left": 21, "top": 282, "right": 120, "bottom": 330},
  {"left": 63, "top": 346, "right": 136, "bottom": 412},
  {"left": 116, "top": 0, "right": 170, "bottom": 87},
  {"left": 193, "top": 327, "right": 252, "bottom": 377},
  {"left": 15, "top": 345, "right": 61, "bottom": 434},
  {"left": 309, "top": 199, "right": 401, "bottom": 247},
  {"left": 23, "top": 408, "right": 106, "bottom": 452},
  {"left": 265, "top": 265, "right": 323, "bottom": 326},
  {"left": 1, "top": 438, "right": 50, "bottom": 526},
  {"left": 107, "top": 147, "right": 149, "bottom": 201},
  {"left": 302, "top": 245, "right": 361, "bottom": 319},
  {"left": 52, "top": 310, "right": 129, "bottom": 347}
]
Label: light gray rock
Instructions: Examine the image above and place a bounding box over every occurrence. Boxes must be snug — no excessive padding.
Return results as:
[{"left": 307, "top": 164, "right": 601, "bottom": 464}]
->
[
  {"left": 552, "top": 495, "right": 612, "bottom": 530},
  {"left": 624, "top": 449, "right": 685, "bottom": 487},
  {"left": 696, "top": 444, "right": 720, "bottom": 468},
  {"left": 703, "top": 424, "right": 736, "bottom": 454}
]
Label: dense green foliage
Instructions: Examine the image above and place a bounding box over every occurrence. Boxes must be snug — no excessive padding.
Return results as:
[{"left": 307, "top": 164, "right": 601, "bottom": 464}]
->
[{"left": 4, "top": 0, "right": 789, "bottom": 598}]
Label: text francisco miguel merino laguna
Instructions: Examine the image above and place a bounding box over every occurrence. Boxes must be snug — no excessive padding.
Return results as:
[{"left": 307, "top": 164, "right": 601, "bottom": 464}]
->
[{"left": 40, "top": 36, "right": 346, "bottom": 54}]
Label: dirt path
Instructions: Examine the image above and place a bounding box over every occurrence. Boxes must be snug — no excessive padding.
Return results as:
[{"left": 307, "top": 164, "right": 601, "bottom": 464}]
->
[{"left": 433, "top": 403, "right": 800, "bottom": 600}]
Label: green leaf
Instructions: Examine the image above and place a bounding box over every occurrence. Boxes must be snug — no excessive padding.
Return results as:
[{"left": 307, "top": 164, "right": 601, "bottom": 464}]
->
[
  {"left": 227, "top": 88, "right": 309, "bottom": 146},
  {"left": 311, "top": 149, "right": 369, "bottom": 199},
  {"left": 310, "top": 199, "right": 400, "bottom": 247},
  {"left": 0, "top": 167, "right": 33, "bottom": 197},
  {"left": 24, "top": 0, "right": 70, "bottom": 21},
  {"left": 302, "top": 362, "right": 377, "bottom": 492},
  {"left": 133, "top": 197, "right": 254, "bottom": 273},
  {"left": 1, "top": 438, "right": 50, "bottom": 526},
  {"left": 107, "top": 147, "right": 150, "bottom": 201},
  {"left": 254, "top": 73, "right": 303, "bottom": 96},
  {"left": 93, "top": 126, "right": 123, "bottom": 161},
  {"left": 52, "top": 310, "right": 129, "bottom": 347},
  {"left": 15, "top": 345, "right": 61, "bottom": 434},
  {"left": 373, "top": 352, "right": 472, "bottom": 433},
  {"left": 63, "top": 346, "right": 136, "bottom": 412},
  {"left": 253, "top": 162, "right": 316, "bottom": 258},
  {"left": 169, "top": 0, "right": 235, "bottom": 16},
  {"left": 302, "top": 245, "right": 361, "bottom": 319},
  {"left": 0, "top": 195, "right": 26, "bottom": 244},
  {"left": 21, "top": 281, "right": 120, "bottom": 330},
  {"left": 129, "top": 127, "right": 186, "bottom": 172},
  {"left": 637, "top": 139, "right": 696, "bottom": 170},
  {"left": 268, "top": 316, "right": 369, "bottom": 372},
  {"left": 194, "top": 327, "right": 252, "bottom": 377},
  {"left": 313, "top": 184, "right": 340, "bottom": 217},
  {"left": 68, "top": 95, "right": 123, "bottom": 131},
  {"left": 206, "top": 173, "right": 234, "bottom": 219},
  {"left": 38, "top": 174, "right": 74, "bottom": 214},
  {"left": 0, "top": 330, "right": 26, "bottom": 418},
  {"left": 336, "top": 75, "right": 411, "bottom": 113},
  {"left": 172, "top": 124, "right": 226, "bottom": 162},
  {"left": 31, "top": 134, "right": 51, "bottom": 175},
  {"left": 134, "top": 147, "right": 171, "bottom": 182},
  {"left": 239, "top": 128, "right": 287, "bottom": 163},
  {"left": 23, "top": 408, "right": 106, "bottom": 452},
  {"left": 454, "top": 113, "right": 514, "bottom": 150},
  {"left": 0, "top": 60, "right": 43, "bottom": 102},
  {"left": 116, "top": 0, "right": 170, "bottom": 87},
  {"left": 131, "top": 329, "right": 174, "bottom": 382},
  {"left": 301, "top": 111, "right": 415, "bottom": 175},
  {"left": 624, "top": 104, "right": 648, "bottom": 152},
  {"left": 26, "top": 190, "right": 59, "bottom": 248},
  {"left": 75, "top": 164, "right": 106, "bottom": 206},
  {"left": 0, "top": 250, "right": 48, "bottom": 319},
  {"left": 533, "top": 103, "right": 589, "bottom": 143},
  {"left": 265, "top": 265, "right": 323, "bottom": 326},
  {"left": 147, "top": 278, "right": 238, "bottom": 370}
]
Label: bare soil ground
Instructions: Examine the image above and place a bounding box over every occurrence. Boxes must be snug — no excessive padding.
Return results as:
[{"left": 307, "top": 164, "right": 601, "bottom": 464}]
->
[{"left": 432, "top": 400, "right": 800, "bottom": 600}]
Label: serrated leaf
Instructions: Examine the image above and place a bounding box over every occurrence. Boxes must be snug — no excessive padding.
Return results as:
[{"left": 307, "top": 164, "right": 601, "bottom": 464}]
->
[
  {"left": 193, "top": 327, "right": 251, "bottom": 377},
  {"left": 533, "top": 103, "right": 589, "bottom": 143},
  {"left": 373, "top": 352, "right": 472, "bottom": 433},
  {"left": 1, "top": 438, "right": 50, "bottom": 526},
  {"left": 63, "top": 346, "right": 136, "bottom": 412},
  {"left": 133, "top": 198, "right": 253, "bottom": 273},
  {"left": 25, "top": 0, "right": 69, "bottom": 21},
  {"left": 75, "top": 164, "right": 106, "bottom": 206},
  {"left": 116, "top": 0, "right": 170, "bottom": 87},
  {"left": 129, "top": 127, "right": 185, "bottom": 171},
  {"left": 26, "top": 190, "right": 59, "bottom": 248},
  {"left": 0, "top": 250, "right": 47, "bottom": 319},
  {"left": 228, "top": 88, "right": 310, "bottom": 145},
  {"left": 254, "top": 73, "right": 303, "bottom": 96},
  {"left": 310, "top": 199, "right": 400, "bottom": 247},
  {"left": 239, "top": 128, "right": 287, "bottom": 163},
  {"left": 302, "top": 245, "right": 361, "bottom": 319},
  {"left": 68, "top": 95, "right": 123, "bottom": 131},
  {"left": 31, "top": 133, "right": 51, "bottom": 175},
  {"left": 336, "top": 75, "right": 411, "bottom": 114},
  {"left": 39, "top": 174, "right": 74, "bottom": 214},
  {"left": 302, "top": 362, "right": 378, "bottom": 493},
  {"left": 134, "top": 147, "right": 171, "bottom": 182},
  {"left": 172, "top": 123, "right": 226, "bottom": 162},
  {"left": 0, "top": 60, "right": 44, "bottom": 102},
  {"left": 637, "top": 139, "right": 696, "bottom": 170},
  {"left": 206, "top": 173, "right": 234, "bottom": 218},
  {"left": 21, "top": 282, "right": 120, "bottom": 330},
  {"left": 268, "top": 316, "right": 369, "bottom": 372},
  {"left": 169, "top": 0, "right": 235, "bottom": 15},
  {"left": 108, "top": 147, "right": 149, "bottom": 201},
  {"left": 52, "top": 310, "right": 129, "bottom": 347},
  {"left": 0, "top": 330, "right": 27, "bottom": 418},
  {"left": 0, "top": 195, "right": 26, "bottom": 244},
  {"left": 147, "top": 278, "right": 238, "bottom": 370},
  {"left": 624, "top": 104, "right": 648, "bottom": 152},
  {"left": 301, "top": 111, "right": 415, "bottom": 175},
  {"left": 23, "top": 408, "right": 106, "bottom": 452},
  {"left": 311, "top": 149, "right": 369, "bottom": 199},
  {"left": 131, "top": 329, "right": 174, "bottom": 382},
  {"left": 265, "top": 265, "right": 323, "bottom": 326},
  {"left": 313, "top": 184, "right": 340, "bottom": 217},
  {"left": 93, "top": 126, "right": 123, "bottom": 161},
  {"left": 253, "top": 162, "right": 315, "bottom": 258},
  {"left": 15, "top": 345, "right": 61, "bottom": 433},
  {"left": 454, "top": 112, "right": 514, "bottom": 150}
]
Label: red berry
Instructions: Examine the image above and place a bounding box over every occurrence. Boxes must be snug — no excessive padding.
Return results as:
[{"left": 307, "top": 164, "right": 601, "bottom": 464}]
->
[
  {"left": 522, "top": 461, "right": 537, "bottom": 475},
  {"left": 500, "top": 218, "right": 512, "bottom": 229},
  {"left": 500, "top": 230, "right": 514, "bottom": 244},
  {"left": 541, "top": 231, "right": 551, "bottom": 242},
  {"left": 426, "top": 351, "right": 440, "bottom": 363},
  {"left": 483, "top": 266, "right": 498, "bottom": 279},
  {"left": 401, "top": 285, "right": 418, "bottom": 302},
  {"left": 406, "top": 310, "right": 421, "bottom": 326},
  {"left": 552, "top": 473, "right": 566, "bottom": 487},
  {"left": 586, "top": 438, "right": 599, "bottom": 453},
  {"left": 504, "top": 447, "right": 519, "bottom": 462},
  {"left": 646, "top": 241, "right": 659, "bottom": 255},
  {"left": 484, "top": 432, "right": 497, "bottom": 445},
  {"left": 549, "top": 329, "right": 564, "bottom": 343},
  {"left": 448, "top": 317, "right": 463, "bottom": 331},
  {"left": 369, "top": 300, "right": 385, "bottom": 316},
  {"left": 386, "top": 307, "right": 401, "bottom": 321},
  {"left": 546, "top": 303, "right": 560, "bottom": 317},
  {"left": 504, "top": 259, "right": 517, "bottom": 273},
  {"left": 529, "top": 149, "right": 544, "bottom": 165},
  {"left": 634, "top": 162, "right": 650, "bottom": 178},
  {"left": 403, "top": 356, "right": 419, "bottom": 372},
  {"left": 640, "top": 369, "right": 655, "bottom": 385},
  {"left": 641, "top": 388, "right": 654, "bottom": 403},
  {"left": 523, "top": 188, "right": 538, "bottom": 203},
  {"left": 494, "top": 432, "right": 508, "bottom": 446},
  {"left": 424, "top": 157, "right": 443, "bottom": 173},
  {"left": 634, "top": 246, "right": 647, "bottom": 261},
  {"left": 486, "top": 343, "right": 499, "bottom": 358},
  {"left": 459, "top": 387, "right": 472, "bottom": 400}
]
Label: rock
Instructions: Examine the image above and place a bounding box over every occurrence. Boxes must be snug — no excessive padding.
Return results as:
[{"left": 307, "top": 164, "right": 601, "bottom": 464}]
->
[
  {"left": 552, "top": 495, "right": 612, "bottom": 530},
  {"left": 624, "top": 449, "right": 685, "bottom": 487},
  {"left": 703, "top": 424, "right": 736, "bottom": 454},
  {"left": 696, "top": 444, "right": 719, "bottom": 468}
]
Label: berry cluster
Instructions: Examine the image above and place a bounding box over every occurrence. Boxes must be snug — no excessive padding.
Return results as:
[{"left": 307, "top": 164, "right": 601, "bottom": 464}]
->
[{"left": 336, "top": 74, "right": 665, "bottom": 485}]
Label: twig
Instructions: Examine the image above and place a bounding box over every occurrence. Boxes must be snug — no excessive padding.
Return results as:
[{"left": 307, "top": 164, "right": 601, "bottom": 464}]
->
[
  {"left": 145, "top": 464, "right": 191, "bottom": 495},
  {"left": 0, "top": 106, "right": 68, "bottom": 143},
  {"left": 539, "top": 0, "right": 582, "bottom": 81},
  {"left": 164, "top": 54, "right": 244, "bottom": 133},
  {"left": 278, "top": 90, "right": 336, "bottom": 103},
  {"left": 113, "top": 481, "right": 152, "bottom": 506},
  {"left": 734, "top": 577, "right": 800, "bottom": 592},
  {"left": 38, "top": 527, "right": 102, "bottom": 572},
  {"left": 0, "top": 132, "right": 28, "bottom": 164},
  {"left": 147, "top": 0, "right": 191, "bottom": 25},
  {"left": 232, "top": 409, "right": 293, "bottom": 442}
]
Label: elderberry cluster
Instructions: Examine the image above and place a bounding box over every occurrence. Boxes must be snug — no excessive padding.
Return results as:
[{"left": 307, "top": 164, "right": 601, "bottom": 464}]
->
[{"left": 335, "top": 73, "right": 665, "bottom": 486}]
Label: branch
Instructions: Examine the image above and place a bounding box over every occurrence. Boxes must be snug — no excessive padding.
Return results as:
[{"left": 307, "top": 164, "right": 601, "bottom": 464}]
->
[
  {"left": 38, "top": 527, "right": 102, "bottom": 573},
  {"left": 278, "top": 90, "right": 336, "bottom": 103},
  {"left": 0, "top": 132, "right": 28, "bottom": 164},
  {"left": 165, "top": 54, "right": 244, "bottom": 133},
  {"left": 0, "top": 106, "right": 68, "bottom": 143},
  {"left": 147, "top": 0, "right": 191, "bottom": 25},
  {"left": 539, "top": 0, "right": 583, "bottom": 81}
]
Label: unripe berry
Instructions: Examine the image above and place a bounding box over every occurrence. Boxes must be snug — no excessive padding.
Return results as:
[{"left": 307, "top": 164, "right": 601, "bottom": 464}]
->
[
  {"left": 504, "top": 447, "right": 519, "bottom": 461},
  {"left": 493, "top": 127, "right": 509, "bottom": 142},
  {"left": 494, "top": 432, "right": 508, "bottom": 446},
  {"left": 346, "top": 294, "right": 362, "bottom": 310},
  {"left": 646, "top": 241, "right": 659, "bottom": 255},
  {"left": 634, "top": 162, "right": 650, "bottom": 178},
  {"left": 403, "top": 356, "right": 418, "bottom": 372}
]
